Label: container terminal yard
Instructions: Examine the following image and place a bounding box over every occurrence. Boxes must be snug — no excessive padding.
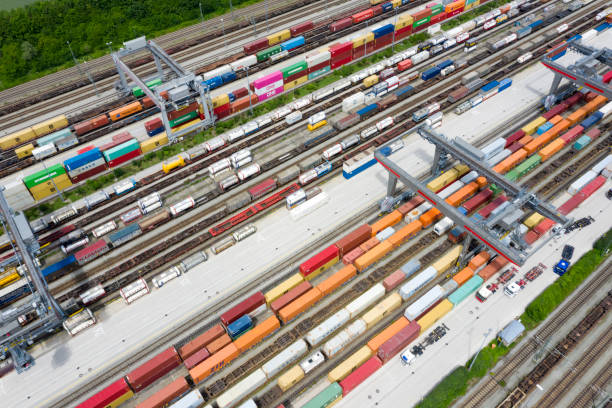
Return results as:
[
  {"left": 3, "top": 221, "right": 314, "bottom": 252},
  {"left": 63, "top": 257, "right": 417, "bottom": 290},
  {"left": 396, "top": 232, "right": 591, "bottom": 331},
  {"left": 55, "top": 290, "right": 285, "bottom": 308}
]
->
[{"left": 0, "top": 0, "right": 610, "bottom": 407}]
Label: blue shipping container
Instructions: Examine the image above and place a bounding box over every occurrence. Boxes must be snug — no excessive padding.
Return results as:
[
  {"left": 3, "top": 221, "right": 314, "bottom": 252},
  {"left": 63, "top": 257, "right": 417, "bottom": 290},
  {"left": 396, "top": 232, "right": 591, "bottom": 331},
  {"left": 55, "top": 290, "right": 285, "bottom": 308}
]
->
[
  {"left": 458, "top": 207, "right": 468, "bottom": 215},
  {"left": 579, "top": 111, "right": 603, "bottom": 129},
  {"left": 573, "top": 135, "right": 591, "bottom": 151},
  {"left": 394, "top": 85, "right": 414, "bottom": 97},
  {"left": 203, "top": 76, "right": 223, "bottom": 90},
  {"left": 227, "top": 315, "right": 253, "bottom": 338},
  {"left": 356, "top": 104, "right": 379, "bottom": 117},
  {"left": 594, "top": 23, "right": 608, "bottom": 32},
  {"left": 567, "top": 34, "right": 582, "bottom": 42},
  {"left": 280, "top": 36, "right": 305, "bottom": 51},
  {"left": 480, "top": 80, "right": 500, "bottom": 93},
  {"left": 108, "top": 223, "right": 141, "bottom": 246},
  {"left": 221, "top": 71, "right": 237, "bottom": 84},
  {"left": 528, "top": 19, "right": 543, "bottom": 29},
  {"left": 372, "top": 24, "right": 394, "bottom": 39},
  {"left": 41, "top": 255, "right": 76, "bottom": 278},
  {"left": 517, "top": 26, "right": 531, "bottom": 38},
  {"left": 64, "top": 148, "right": 103, "bottom": 172},
  {"left": 498, "top": 78, "right": 512, "bottom": 92},
  {"left": 421, "top": 67, "right": 442, "bottom": 81},
  {"left": 537, "top": 122, "right": 553, "bottom": 135},
  {"left": 228, "top": 93, "right": 236, "bottom": 102},
  {"left": 437, "top": 59, "right": 453, "bottom": 70},
  {"left": 381, "top": 2, "right": 393, "bottom": 12},
  {"left": 147, "top": 127, "right": 165, "bottom": 137}
]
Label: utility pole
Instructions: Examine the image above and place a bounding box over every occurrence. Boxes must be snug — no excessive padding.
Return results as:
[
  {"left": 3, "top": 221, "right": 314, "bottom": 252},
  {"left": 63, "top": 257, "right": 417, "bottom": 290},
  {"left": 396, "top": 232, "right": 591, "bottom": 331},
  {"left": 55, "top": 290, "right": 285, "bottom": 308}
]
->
[
  {"left": 221, "top": 18, "right": 227, "bottom": 50},
  {"left": 230, "top": 0, "right": 234, "bottom": 20},
  {"left": 469, "top": 329, "right": 492, "bottom": 371},
  {"left": 245, "top": 67, "right": 253, "bottom": 116},
  {"left": 364, "top": 20, "right": 369, "bottom": 58},
  {"left": 265, "top": 0, "right": 269, "bottom": 33},
  {"left": 67, "top": 41, "right": 98, "bottom": 96},
  {"left": 199, "top": 2, "right": 205, "bottom": 32},
  {"left": 392, "top": 8, "right": 398, "bottom": 52}
]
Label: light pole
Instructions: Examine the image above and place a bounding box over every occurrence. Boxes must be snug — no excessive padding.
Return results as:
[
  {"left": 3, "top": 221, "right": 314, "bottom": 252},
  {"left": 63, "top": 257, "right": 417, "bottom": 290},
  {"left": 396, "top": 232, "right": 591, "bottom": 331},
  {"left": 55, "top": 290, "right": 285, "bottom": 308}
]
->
[
  {"left": 199, "top": 2, "right": 205, "bottom": 32},
  {"left": 221, "top": 18, "right": 227, "bottom": 50},
  {"left": 265, "top": 0, "right": 269, "bottom": 33},
  {"left": 229, "top": 0, "right": 234, "bottom": 20},
  {"left": 392, "top": 8, "right": 398, "bottom": 52},
  {"left": 245, "top": 67, "right": 253, "bottom": 116},
  {"left": 469, "top": 328, "right": 493, "bottom": 371},
  {"left": 364, "top": 20, "right": 369, "bottom": 58},
  {"left": 67, "top": 41, "right": 98, "bottom": 96},
  {"left": 106, "top": 41, "right": 113, "bottom": 54}
]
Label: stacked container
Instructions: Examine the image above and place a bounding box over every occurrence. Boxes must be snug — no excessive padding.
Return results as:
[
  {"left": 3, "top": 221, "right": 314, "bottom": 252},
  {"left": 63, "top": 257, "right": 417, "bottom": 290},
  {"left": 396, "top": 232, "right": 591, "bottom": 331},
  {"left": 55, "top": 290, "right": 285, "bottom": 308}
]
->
[
  {"left": 253, "top": 71, "right": 284, "bottom": 101},
  {"left": 282, "top": 61, "right": 308, "bottom": 91},
  {"left": 329, "top": 42, "right": 352, "bottom": 69},
  {"left": 373, "top": 24, "right": 395, "bottom": 50},
  {"left": 168, "top": 102, "right": 199, "bottom": 128},
  {"left": 412, "top": 9, "right": 432, "bottom": 32},
  {"left": 306, "top": 51, "right": 331, "bottom": 80},
  {"left": 23, "top": 164, "right": 72, "bottom": 201},
  {"left": 64, "top": 148, "right": 107, "bottom": 183},
  {"left": 103, "top": 139, "right": 142, "bottom": 168}
]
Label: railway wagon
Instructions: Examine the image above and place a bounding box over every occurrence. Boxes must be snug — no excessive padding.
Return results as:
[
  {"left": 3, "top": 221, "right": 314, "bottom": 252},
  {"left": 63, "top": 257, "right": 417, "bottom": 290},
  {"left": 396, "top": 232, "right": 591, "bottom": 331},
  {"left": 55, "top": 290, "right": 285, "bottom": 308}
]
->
[
  {"left": 264, "top": 273, "right": 304, "bottom": 304},
  {"left": 278, "top": 288, "right": 323, "bottom": 324},
  {"left": 234, "top": 315, "right": 280, "bottom": 352},
  {"left": 125, "top": 347, "right": 181, "bottom": 392},
  {"left": 299, "top": 245, "right": 339, "bottom": 280},
  {"left": 220, "top": 291, "right": 265, "bottom": 326},
  {"left": 270, "top": 281, "right": 312, "bottom": 314},
  {"left": 178, "top": 324, "right": 225, "bottom": 360},
  {"left": 137, "top": 376, "right": 190, "bottom": 408},
  {"left": 75, "top": 378, "right": 134, "bottom": 408}
]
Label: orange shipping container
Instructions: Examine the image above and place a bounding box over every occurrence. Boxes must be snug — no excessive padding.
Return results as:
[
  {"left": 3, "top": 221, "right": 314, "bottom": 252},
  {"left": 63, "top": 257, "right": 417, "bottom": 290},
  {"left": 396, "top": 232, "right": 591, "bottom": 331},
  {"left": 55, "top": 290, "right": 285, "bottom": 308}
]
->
[
  {"left": 278, "top": 288, "right": 322, "bottom": 323},
  {"left": 387, "top": 221, "right": 422, "bottom": 247},
  {"left": 566, "top": 109, "right": 586, "bottom": 126},
  {"left": 360, "top": 236, "right": 380, "bottom": 252},
  {"left": 468, "top": 251, "right": 490, "bottom": 270},
  {"left": 446, "top": 182, "right": 479, "bottom": 207},
  {"left": 419, "top": 208, "right": 442, "bottom": 227},
  {"left": 206, "top": 333, "right": 232, "bottom": 354},
  {"left": 109, "top": 102, "right": 143, "bottom": 122},
  {"left": 539, "top": 138, "right": 566, "bottom": 161},
  {"left": 524, "top": 134, "right": 551, "bottom": 156},
  {"left": 518, "top": 135, "right": 533, "bottom": 146},
  {"left": 137, "top": 377, "right": 190, "bottom": 408},
  {"left": 367, "top": 317, "right": 410, "bottom": 353},
  {"left": 234, "top": 316, "right": 280, "bottom": 352},
  {"left": 584, "top": 95, "right": 607, "bottom": 114},
  {"left": 549, "top": 119, "right": 570, "bottom": 138},
  {"left": 493, "top": 149, "right": 527, "bottom": 174},
  {"left": 475, "top": 176, "right": 487, "bottom": 189},
  {"left": 549, "top": 114, "right": 563, "bottom": 125},
  {"left": 179, "top": 324, "right": 225, "bottom": 360},
  {"left": 370, "top": 210, "right": 403, "bottom": 237},
  {"left": 190, "top": 343, "right": 239, "bottom": 384},
  {"left": 354, "top": 241, "right": 394, "bottom": 272},
  {"left": 317, "top": 265, "right": 357, "bottom": 296},
  {"left": 452, "top": 266, "right": 474, "bottom": 286}
]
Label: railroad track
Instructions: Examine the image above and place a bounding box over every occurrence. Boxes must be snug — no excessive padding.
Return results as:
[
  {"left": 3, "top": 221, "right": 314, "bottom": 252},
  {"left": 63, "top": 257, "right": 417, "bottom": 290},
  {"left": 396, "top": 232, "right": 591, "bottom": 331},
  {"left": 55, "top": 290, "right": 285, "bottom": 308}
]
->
[
  {"left": 567, "top": 350, "right": 612, "bottom": 408},
  {"left": 458, "top": 264, "right": 612, "bottom": 408},
  {"left": 534, "top": 329, "right": 612, "bottom": 408}
]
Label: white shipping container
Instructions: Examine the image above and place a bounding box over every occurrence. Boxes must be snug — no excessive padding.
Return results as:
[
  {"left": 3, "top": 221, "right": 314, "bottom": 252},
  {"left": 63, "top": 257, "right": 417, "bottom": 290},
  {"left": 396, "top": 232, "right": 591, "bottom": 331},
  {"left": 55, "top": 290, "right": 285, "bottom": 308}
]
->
[
  {"left": 487, "top": 148, "right": 511, "bottom": 166},
  {"left": 300, "top": 351, "right": 325, "bottom": 374},
  {"left": 428, "top": 24, "right": 441, "bottom": 35},
  {"left": 205, "top": 136, "right": 225, "bottom": 152},
  {"left": 425, "top": 111, "right": 443, "bottom": 126},
  {"left": 290, "top": 192, "right": 329, "bottom": 221},
  {"left": 292, "top": 97, "right": 312, "bottom": 110},
  {"left": 342, "top": 92, "right": 366, "bottom": 112},
  {"left": 256, "top": 115, "right": 272, "bottom": 128},
  {"left": 169, "top": 197, "right": 195, "bottom": 216},
  {"left": 242, "top": 121, "right": 259, "bottom": 135},
  {"left": 306, "top": 50, "right": 331, "bottom": 67},
  {"left": 446, "top": 27, "right": 463, "bottom": 39},
  {"left": 314, "top": 88, "right": 334, "bottom": 101},
  {"left": 591, "top": 155, "right": 612, "bottom": 174},
  {"left": 399, "top": 266, "right": 437, "bottom": 300},
  {"left": 152, "top": 266, "right": 182, "bottom": 288},
  {"left": 404, "top": 285, "right": 444, "bottom": 320},
  {"left": 309, "top": 112, "right": 326, "bottom": 126},
  {"left": 305, "top": 309, "right": 350, "bottom": 346},
  {"left": 120, "top": 278, "right": 149, "bottom": 304},
  {"left": 92, "top": 220, "right": 117, "bottom": 238},
  {"left": 599, "top": 102, "right": 612, "bottom": 118},
  {"left": 322, "top": 144, "right": 343, "bottom": 160},
  {"left": 225, "top": 128, "right": 246, "bottom": 143},
  {"left": 322, "top": 319, "right": 366, "bottom": 357},
  {"left": 237, "top": 163, "right": 261, "bottom": 181},
  {"left": 32, "top": 144, "right": 57, "bottom": 160},
  {"left": 411, "top": 51, "right": 430, "bottom": 65},
  {"left": 439, "top": 181, "right": 465, "bottom": 199},
  {"left": 216, "top": 369, "right": 267, "bottom": 408},
  {"left": 361, "top": 126, "right": 378, "bottom": 140},
  {"left": 345, "top": 283, "right": 385, "bottom": 318},
  {"left": 434, "top": 217, "right": 454, "bottom": 236},
  {"left": 203, "top": 65, "right": 232, "bottom": 80},
  {"left": 285, "top": 111, "right": 303, "bottom": 125},
  {"left": 375, "top": 226, "right": 395, "bottom": 241},
  {"left": 568, "top": 170, "right": 598, "bottom": 195},
  {"left": 459, "top": 170, "right": 478, "bottom": 184},
  {"left": 376, "top": 117, "right": 394, "bottom": 132},
  {"left": 230, "top": 149, "right": 251, "bottom": 165},
  {"left": 209, "top": 158, "right": 231, "bottom": 176},
  {"left": 262, "top": 340, "right": 308, "bottom": 378},
  {"left": 272, "top": 106, "right": 292, "bottom": 121},
  {"left": 230, "top": 55, "right": 257, "bottom": 71},
  {"left": 481, "top": 138, "right": 506, "bottom": 159}
]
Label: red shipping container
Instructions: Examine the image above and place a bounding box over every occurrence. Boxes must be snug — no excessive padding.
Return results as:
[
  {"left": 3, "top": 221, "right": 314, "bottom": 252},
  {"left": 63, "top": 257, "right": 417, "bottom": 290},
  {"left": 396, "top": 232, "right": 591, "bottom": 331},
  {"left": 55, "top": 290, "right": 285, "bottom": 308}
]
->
[
  {"left": 534, "top": 218, "right": 555, "bottom": 235},
  {"left": 377, "top": 320, "right": 420, "bottom": 363},
  {"left": 69, "top": 164, "right": 108, "bottom": 183},
  {"left": 145, "top": 118, "right": 163, "bottom": 132},
  {"left": 108, "top": 148, "right": 142, "bottom": 168},
  {"left": 329, "top": 42, "right": 352, "bottom": 56},
  {"left": 330, "top": 17, "right": 353, "bottom": 32},
  {"left": 113, "top": 131, "right": 131, "bottom": 142},
  {"left": 413, "top": 23, "right": 429, "bottom": 33},
  {"left": 383, "top": 270, "right": 406, "bottom": 291},
  {"left": 220, "top": 292, "right": 265, "bottom": 326},
  {"left": 183, "top": 347, "right": 211, "bottom": 370},
  {"left": 352, "top": 9, "right": 374, "bottom": 24},
  {"left": 352, "top": 47, "right": 365, "bottom": 59},
  {"left": 299, "top": 245, "right": 339, "bottom": 277},
  {"left": 505, "top": 129, "right": 525, "bottom": 147},
  {"left": 290, "top": 21, "right": 314, "bottom": 36},
  {"left": 374, "top": 33, "right": 393, "bottom": 50},
  {"left": 447, "top": 8, "right": 463, "bottom": 17},
  {"left": 335, "top": 224, "right": 372, "bottom": 257},
  {"left": 214, "top": 104, "right": 231, "bottom": 119},
  {"left": 560, "top": 126, "right": 584, "bottom": 144},
  {"left": 77, "top": 146, "right": 95, "bottom": 154},
  {"left": 76, "top": 378, "right": 132, "bottom": 408},
  {"left": 142, "top": 97, "right": 155, "bottom": 109},
  {"left": 395, "top": 25, "right": 412, "bottom": 41},
  {"left": 398, "top": 59, "right": 413, "bottom": 71},
  {"left": 168, "top": 102, "right": 198, "bottom": 121},
  {"left": 542, "top": 103, "right": 568, "bottom": 120},
  {"left": 507, "top": 141, "right": 524, "bottom": 153},
  {"left": 284, "top": 71, "right": 308, "bottom": 84},
  {"left": 462, "top": 188, "right": 492, "bottom": 213},
  {"left": 558, "top": 194, "right": 585, "bottom": 215},
  {"left": 581, "top": 175, "right": 606, "bottom": 198},
  {"left": 585, "top": 128, "right": 601, "bottom": 139},
  {"left": 340, "top": 356, "right": 382, "bottom": 395},
  {"left": 74, "top": 114, "right": 110, "bottom": 136},
  {"left": 331, "top": 57, "right": 352, "bottom": 69},
  {"left": 248, "top": 178, "right": 277, "bottom": 199},
  {"left": 371, "top": 5, "right": 383, "bottom": 16},
  {"left": 398, "top": 196, "right": 425, "bottom": 215},
  {"left": 430, "top": 12, "right": 447, "bottom": 24},
  {"left": 232, "top": 87, "right": 249, "bottom": 99},
  {"left": 126, "top": 347, "right": 181, "bottom": 392},
  {"left": 584, "top": 91, "right": 598, "bottom": 102},
  {"left": 137, "top": 377, "right": 190, "bottom": 408},
  {"left": 271, "top": 281, "right": 312, "bottom": 313},
  {"left": 343, "top": 246, "right": 364, "bottom": 265},
  {"left": 230, "top": 94, "right": 258, "bottom": 114},
  {"left": 307, "top": 61, "right": 330, "bottom": 74},
  {"left": 524, "top": 230, "right": 540, "bottom": 245},
  {"left": 478, "top": 195, "right": 508, "bottom": 218},
  {"left": 244, "top": 38, "right": 269, "bottom": 54},
  {"left": 411, "top": 8, "right": 432, "bottom": 20},
  {"left": 179, "top": 324, "right": 225, "bottom": 359}
]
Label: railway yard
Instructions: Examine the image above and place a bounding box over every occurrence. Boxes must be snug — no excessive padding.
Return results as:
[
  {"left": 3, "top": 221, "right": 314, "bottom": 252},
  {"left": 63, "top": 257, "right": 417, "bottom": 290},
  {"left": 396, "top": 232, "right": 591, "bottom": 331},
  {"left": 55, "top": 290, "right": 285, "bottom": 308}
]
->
[{"left": 0, "top": 0, "right": 610, "bottom": 407}]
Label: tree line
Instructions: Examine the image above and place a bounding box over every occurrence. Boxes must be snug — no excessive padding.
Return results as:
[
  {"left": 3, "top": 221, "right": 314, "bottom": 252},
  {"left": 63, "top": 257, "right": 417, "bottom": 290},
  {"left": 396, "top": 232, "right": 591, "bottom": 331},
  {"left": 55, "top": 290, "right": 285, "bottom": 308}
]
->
[{"left": 0, "top": 0, "right": 250, "bottom": 90}]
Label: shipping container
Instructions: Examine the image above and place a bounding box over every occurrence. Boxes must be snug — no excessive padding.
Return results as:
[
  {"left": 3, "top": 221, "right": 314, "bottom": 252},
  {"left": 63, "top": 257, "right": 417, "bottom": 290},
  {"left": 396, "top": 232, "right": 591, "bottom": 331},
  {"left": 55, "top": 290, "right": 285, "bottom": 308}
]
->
[
  {"left": 126, "top": 347, "right": 181, "bottom": 392},
  {"left": 270, "top": 281, "right": 312, "bottom": 313},
  {"left": 220, "top": 292, "right": 265, "bottom": 326},
  {"left": 189, "top": 343, "right": 240, "bottom": 384},
  {"left": 278, "top": 288, "right": 322, "bottom": 323}
]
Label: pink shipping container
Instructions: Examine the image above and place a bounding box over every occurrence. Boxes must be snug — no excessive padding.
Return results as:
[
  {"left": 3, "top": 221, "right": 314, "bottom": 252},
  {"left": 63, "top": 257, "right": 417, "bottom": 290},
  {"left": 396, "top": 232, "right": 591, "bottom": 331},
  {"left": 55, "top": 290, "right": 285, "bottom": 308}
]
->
[
  {"left": 359, "top": 236, "right": 380, "bottom": 252},
  {"left": 581, "top": 175, "right": 606, "bottom": 198},
  {"left": 339, "top": 356, "right": 382, "bottom": 395},
  {"left": 253, "top": 71, "right": 283, "bottom": 89},
  {"left": 383, "top": 270, "right": 406, "bottom": 291},
  {"left": 126, "top": 347, "right": 181, "bottom": 392},
  {"left": 377, "top": 320, "right": 420, "bottom": 363},
  {"left": 558, "top": 193, "right": 585, "bottom": 215},
  {"left": 183, "top": 347, "right": 211, "bottom": 370},
  {"left": 343, "top": 246, "right": 364, "bottom": 265},
  {"left": 585, "top": 128, "right": 601, "bottom": 139},
  {"left": 560, "top": 126, "right": 584, "bottom": 144},
  {"left": 523, "top": 230, "right": 540, "bottom": 245},
  {"left": 505, "top": 130, "right": 525, "bottom": 147},
  {"left": 534, "top": 218, "right": 555, "bottom": 235},
  {"left": 257, "top": 86, "right": 284, "bottom": 102},
  {"left": 542, "top": 103, "right": 568, "bottom": 120}
]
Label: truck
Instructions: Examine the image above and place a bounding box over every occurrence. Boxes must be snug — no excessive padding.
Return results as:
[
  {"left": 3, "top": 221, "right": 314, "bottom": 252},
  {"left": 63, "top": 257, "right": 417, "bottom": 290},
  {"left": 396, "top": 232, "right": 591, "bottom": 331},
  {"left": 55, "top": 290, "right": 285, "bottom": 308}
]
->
[
  {"left": 504, "top": 282, "right": 522, "bottom": 298},
  {"left": 554, "top": 245, "right": 574, "bottom": 276},
  {"left": 475, "top": 283, "right": 498, "bottom": 302}
]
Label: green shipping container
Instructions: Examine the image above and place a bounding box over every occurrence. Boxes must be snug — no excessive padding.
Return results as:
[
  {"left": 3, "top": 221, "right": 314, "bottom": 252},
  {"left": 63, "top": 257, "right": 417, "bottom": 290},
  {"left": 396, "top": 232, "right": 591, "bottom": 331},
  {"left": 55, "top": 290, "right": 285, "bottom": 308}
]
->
[
  {"left": 132, "top": 78, "right": 163, "bottom": 97},
  {"left": 490, "top": 183, "right": 503, "bottom": 196},
  {"left": 512, "top": 154, "right": 541, "bottom": 179},
  {"left": 505, "top": 169, "right": 519, "bottom": 182},
  {"left": 169, "top": 110, "right": 199, "bottom": 128},
  {"left": 256, "top": 45, "right": 281, "bottom": 62},
  {"left": 23, "top": 163, "right": 66, "bottom": 189},
  {"left": 448, "top": 275, "right": 484, "bottom": 305},
  {"left": 413, "top": 16, "right": 431, "bottom": 29},
  {"left": 573, "top": 135, "right": 591, "bottom": 151},
  {"left": 281, "top": 61, "right": 308, "bottom": 78},
  {"left": 103, "top": 139, "right": 140, "bottom": 162},
  {"left": 303, "top": 383, "right": 342, "bottom": 408},
  {"left": 430, "top": 5, "right": 444, "bottom": 16}
]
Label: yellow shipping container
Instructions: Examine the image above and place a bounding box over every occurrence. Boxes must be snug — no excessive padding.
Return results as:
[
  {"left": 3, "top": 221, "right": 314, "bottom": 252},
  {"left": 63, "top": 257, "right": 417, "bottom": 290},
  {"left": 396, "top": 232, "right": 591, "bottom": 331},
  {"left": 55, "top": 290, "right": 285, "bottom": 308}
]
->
[
  {"left": 362, "top": 293, "right": 402, "bottom": 329},
  {"left": 328, "top": 346, "right": 372, "bottom": 382},
  {"left": 464, "top": 2, "right": 473, "bottom": 10},
  {"left": 212, "top": 94, "right": 230, "bottom": 109},
  {"left": 305, "top": 256, "right": 338, "bottom": 281},
  {"left": 267, "top": 29, "right": 291, "bottom": 45},
  {"left": 173, "top": 118, "right": 202, "bottom": 133},
  {"left": 363, "top": 75, "right": 379, "bottom": 88},
  {"left": 278, "top": 365, "right": 305, "bottom": 392},
  {"left": 352, "top": 32, "right": 374, "bottom": 48},
  {"left": 29, "top": 176, "right": 72, "bottom": 201},
  {"left": 140, "top": 133, "right": 168, "bottom": 154},
  {"left": 284, "top": 75, "right": 308, "bottom": 91},
  {"left": 395, "top": 14, "right": 414, "bottom": 30},
  {"left": 265, "top": 273, "right": 304, "bottom": 304},
  {"left": 31, "top": 115, "right": 69, "bottom": 137},
  {"left": 417, "top": 299, "right": 453, "bottom": 332},
  {"left": 426, "top": 164, "right": 469, "bottom": 192},
  {"left": 521, "top": 116, "right": 546, "bottom": 135},
  {"left": 432, "top": 245, "right": 463, "bottom": 275},
  {"left": 15, "top": 144, "right": 35, "bottom": 159},
  {"left": 392, "top": 0, "right": 402, "bottom": 8},
  {"left": 523, "top": 212, "right": 544, "bottom": 229},
  {"left": 0, "top": 128, "right": 37, "bottom": 150}
]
